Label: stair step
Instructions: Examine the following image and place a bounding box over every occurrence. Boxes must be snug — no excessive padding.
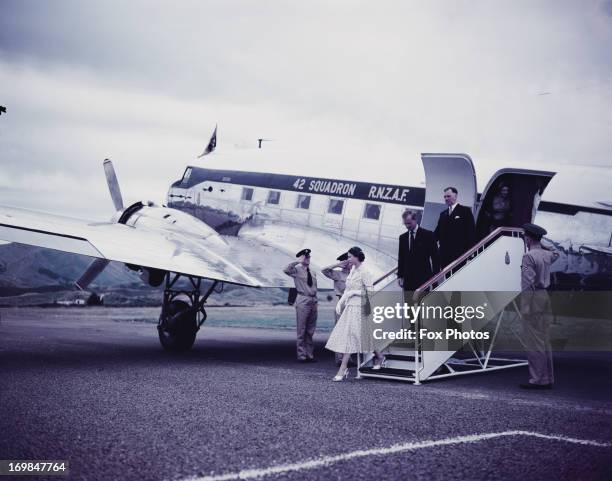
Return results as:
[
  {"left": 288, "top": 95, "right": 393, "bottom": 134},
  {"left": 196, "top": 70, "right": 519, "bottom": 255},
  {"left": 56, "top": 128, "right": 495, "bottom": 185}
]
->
[
  {"left": 385, "top": 346, "right": 415, "bottom": 355},
  {"left": 361, "top": 358, "right": 417, "bottom": 371},
  {"left": 359, "top": 366, "right": 416, "bottom": 378},
  {"left": 383, "top": 354, "right": 417, "bottom": 362}
]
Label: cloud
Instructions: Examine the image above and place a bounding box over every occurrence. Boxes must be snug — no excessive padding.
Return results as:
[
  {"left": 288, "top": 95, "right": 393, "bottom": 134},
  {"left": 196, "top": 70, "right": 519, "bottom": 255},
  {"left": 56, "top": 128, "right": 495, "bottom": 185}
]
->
[{"left": 1, "top": 0, "right": 612, "bottom": 218}]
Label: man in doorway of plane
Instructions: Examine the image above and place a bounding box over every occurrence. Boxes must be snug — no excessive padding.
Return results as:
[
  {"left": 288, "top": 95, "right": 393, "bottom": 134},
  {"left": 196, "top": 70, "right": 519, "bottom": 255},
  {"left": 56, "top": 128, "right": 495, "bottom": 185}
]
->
[{"left": 434, "top": 186, "right": 476, "bottom": 269}]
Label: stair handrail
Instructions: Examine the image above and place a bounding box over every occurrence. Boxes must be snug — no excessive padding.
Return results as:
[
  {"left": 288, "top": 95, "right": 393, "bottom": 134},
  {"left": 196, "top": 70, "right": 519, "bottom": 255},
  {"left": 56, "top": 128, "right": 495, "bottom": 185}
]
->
[
  {"left": 373, "top": 266, "right": 398, "bottom": 287},
  {"left": 372, "top": 227, "right": 524, "bottom": 290},
  {"left": 415, "top": 227, "right": 524, "bottom": 294}
]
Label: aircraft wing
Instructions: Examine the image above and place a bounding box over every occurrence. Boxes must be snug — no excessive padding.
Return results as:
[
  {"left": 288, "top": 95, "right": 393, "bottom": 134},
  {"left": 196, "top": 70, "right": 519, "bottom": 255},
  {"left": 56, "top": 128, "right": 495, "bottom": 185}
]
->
[
  {"left": 221, "top": 220, "right": 398, "bottom": 289},
  {"left": 221, "top": 235, "right": 298, "bottom": 288},
  {"left": 0, "top": 205, "right": 261, "bottom": 287}
]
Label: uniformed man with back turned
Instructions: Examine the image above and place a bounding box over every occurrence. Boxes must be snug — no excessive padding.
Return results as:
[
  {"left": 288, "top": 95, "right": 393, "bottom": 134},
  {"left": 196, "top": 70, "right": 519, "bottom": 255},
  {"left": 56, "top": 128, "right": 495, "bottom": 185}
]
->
[
  {"left": 284, "top": 249, "right": 318, "bottom": 362},
  {"left": 518, "top": 223, "right": 559, "bottom": 390}
]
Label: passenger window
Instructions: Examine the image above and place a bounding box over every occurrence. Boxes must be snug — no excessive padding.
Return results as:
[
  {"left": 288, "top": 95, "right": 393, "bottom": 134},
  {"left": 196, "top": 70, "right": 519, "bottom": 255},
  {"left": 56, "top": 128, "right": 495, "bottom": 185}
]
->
[
  {"left": 328, "top": 199, "right": 344, "bottom": 215},
  {"left": 241, "top": 187, "right": 254, "bottom": 201},
  {"left": 267, "top": 190, "right": 281, "bottom": 205},
  {"left": 363, "top": 203, "right": 381, "bottom": 220},
  {"left": 296, "top": 194, "right": 311, "bottom": 210}
]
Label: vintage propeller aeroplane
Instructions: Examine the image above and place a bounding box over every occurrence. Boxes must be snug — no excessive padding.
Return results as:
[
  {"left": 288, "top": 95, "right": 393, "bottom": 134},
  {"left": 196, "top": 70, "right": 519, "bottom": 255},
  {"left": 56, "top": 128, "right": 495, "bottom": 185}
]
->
[{"left": 1, "top": 152, "right": 611, "bottom": 352}]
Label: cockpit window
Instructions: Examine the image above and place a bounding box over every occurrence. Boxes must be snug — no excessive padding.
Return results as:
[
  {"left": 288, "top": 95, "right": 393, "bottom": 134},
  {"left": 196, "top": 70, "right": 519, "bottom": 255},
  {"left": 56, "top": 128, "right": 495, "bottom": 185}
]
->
[
  {"left": 296, "top": 194, "right": 311, "bottom": 210},
  {"left": 241, "top": 187, "right": 254, "bottom": 201},
  {"left": 182, "top": 167, "right": 192, "bottom": 184},
  {"left": 363, "top": 203, "right": 381, "bottom": 220}
]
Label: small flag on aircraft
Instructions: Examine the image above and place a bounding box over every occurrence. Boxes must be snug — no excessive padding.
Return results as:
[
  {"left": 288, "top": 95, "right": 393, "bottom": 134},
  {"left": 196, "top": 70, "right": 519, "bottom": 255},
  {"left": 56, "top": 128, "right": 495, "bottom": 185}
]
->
[
  {"left": 198, "top": 125, "right": 217, "bottom": 158},
  {"left": 0, "top": 106, "right": 6, "bottom": 115}
]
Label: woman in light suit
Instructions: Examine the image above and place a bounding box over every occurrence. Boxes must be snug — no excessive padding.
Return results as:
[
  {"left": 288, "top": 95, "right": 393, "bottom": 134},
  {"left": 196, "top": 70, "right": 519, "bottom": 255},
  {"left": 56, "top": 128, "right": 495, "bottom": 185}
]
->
[{"left": 325, "top": 246, "right": 385, "bottom": 381}]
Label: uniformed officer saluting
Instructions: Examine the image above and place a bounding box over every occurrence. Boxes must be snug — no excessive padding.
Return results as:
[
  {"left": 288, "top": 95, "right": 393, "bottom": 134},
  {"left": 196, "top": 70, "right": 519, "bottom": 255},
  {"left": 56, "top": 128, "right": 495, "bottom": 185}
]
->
[
  {"left": 518, "top": 223, "right": 559, "bottom": 390},
  {"left": 284, "top": 249, "right": 318, "bottom": 363}
]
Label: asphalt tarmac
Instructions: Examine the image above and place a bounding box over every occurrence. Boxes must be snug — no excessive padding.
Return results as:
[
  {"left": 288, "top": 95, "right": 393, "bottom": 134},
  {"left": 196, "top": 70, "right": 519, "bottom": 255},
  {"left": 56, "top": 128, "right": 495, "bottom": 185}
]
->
[{"left": 0, "top": 307, "right": 611, "bottom": 481}]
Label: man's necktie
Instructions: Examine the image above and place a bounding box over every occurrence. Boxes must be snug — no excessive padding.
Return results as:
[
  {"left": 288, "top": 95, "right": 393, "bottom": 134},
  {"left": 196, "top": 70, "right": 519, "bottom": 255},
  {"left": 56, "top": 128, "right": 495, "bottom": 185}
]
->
[
  {"left": 307, "top": 267, "right": 313, "bottom": 287},
  {"left": 410, "top": 231, "right": 415, "bottom": 251},
  {"left": 448, "top": 206, "right": 452, "bottom": 216}
]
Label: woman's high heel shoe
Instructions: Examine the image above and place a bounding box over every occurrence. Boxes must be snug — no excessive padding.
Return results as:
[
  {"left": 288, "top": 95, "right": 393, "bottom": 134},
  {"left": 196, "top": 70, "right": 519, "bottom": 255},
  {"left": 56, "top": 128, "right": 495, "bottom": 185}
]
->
[
  {"left": 332, "top": 368, "right": 350, "bottom": 382},
  {"left": 372, "top": 355, "right": 386, "bottom": 371}
]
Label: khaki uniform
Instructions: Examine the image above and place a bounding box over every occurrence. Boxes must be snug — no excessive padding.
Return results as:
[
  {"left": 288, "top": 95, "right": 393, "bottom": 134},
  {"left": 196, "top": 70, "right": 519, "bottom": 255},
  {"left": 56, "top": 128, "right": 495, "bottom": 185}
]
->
[
  {"left": 519, "top": 246, "right": 558, "bottom": 385},
  {"left": 284, "top": 262, "right": 318, "bottom": 360},
  {"left": 322, "top": 267, "right": 349, "bottom": 363}
]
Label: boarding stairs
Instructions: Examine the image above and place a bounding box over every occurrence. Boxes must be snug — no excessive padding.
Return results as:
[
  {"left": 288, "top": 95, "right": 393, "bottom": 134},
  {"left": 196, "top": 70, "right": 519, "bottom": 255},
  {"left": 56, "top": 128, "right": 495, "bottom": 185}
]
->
[{"left": 358, "top": 227, "right": 528, "bottom": 384}]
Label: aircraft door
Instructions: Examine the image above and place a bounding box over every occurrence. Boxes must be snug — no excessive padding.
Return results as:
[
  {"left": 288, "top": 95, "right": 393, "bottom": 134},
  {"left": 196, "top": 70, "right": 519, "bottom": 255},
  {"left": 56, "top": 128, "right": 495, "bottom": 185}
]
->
[
  {"left": 420, "top": 153, "right": 477, "bottom": 231},
  {"left": 475, "top": 169, "right": 555, "bottom": 238}
]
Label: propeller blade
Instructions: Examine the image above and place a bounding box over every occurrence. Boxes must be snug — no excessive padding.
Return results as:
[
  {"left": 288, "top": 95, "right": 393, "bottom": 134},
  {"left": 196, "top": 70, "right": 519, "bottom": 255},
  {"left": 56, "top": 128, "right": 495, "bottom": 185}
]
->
[
  {"left": 75, "top": 258, "right": 110, "bottom": 290},
  {"left": 103, "top": 159, "right": 124, "bottom": 211}
]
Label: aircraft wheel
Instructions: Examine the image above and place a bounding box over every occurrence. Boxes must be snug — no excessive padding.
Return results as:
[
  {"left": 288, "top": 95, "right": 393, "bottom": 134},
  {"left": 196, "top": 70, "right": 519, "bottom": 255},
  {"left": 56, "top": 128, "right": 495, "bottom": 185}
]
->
[{"left": 158, "top": 300, "right": 198, "bottom": 352}]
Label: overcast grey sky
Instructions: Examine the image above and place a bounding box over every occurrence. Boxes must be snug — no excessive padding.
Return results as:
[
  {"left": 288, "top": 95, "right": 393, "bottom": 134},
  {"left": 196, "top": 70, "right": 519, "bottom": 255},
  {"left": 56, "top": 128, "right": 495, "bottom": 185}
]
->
[{"left": 1, "top": 0, "right": 612, "bottom": 219}]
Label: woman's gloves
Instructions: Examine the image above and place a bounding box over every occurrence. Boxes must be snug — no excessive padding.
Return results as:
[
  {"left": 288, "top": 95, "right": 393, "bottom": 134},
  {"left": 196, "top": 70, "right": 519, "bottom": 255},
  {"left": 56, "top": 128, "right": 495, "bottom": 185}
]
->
[
  {"left": 335, "top": 297, "right": 345, "bottom": 316},
  {"left": 335, "top": 290, "right": 361, "bottom": 315}
]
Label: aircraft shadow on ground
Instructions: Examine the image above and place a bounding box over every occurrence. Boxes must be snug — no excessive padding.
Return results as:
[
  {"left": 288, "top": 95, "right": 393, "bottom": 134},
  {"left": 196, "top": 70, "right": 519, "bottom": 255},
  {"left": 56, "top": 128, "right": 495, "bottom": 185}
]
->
[{"left": 0, "top": 336, "right": 336, "bottom": 370}]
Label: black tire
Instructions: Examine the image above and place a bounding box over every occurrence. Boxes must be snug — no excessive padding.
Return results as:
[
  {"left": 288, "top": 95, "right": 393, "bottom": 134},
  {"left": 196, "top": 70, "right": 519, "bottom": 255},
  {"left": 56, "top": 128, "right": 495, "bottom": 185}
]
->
[{"left": 158, "top": 300, "right": 198, "bottom": 352}]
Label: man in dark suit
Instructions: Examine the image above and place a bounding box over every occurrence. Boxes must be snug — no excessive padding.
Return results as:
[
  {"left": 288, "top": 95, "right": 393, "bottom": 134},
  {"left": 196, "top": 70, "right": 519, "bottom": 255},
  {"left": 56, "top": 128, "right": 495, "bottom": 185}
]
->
[
  {"left": 434, "top": 186, "right": 477, "bottom": 269},
  {"left": 397, "top": 210, "right": 440, "bottom": 291}
]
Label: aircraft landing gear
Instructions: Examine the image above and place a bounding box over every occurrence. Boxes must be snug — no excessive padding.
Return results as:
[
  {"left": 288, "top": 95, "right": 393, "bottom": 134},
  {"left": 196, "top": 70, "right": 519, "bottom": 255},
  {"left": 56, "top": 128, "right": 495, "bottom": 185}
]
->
[{"left": 157, "top": 273, "right": 220, "bottom": 352}]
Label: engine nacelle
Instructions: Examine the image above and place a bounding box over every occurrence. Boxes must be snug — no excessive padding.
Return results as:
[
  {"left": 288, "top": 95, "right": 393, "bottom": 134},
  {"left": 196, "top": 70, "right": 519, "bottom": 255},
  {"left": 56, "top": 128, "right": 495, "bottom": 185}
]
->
[{"left": 126, "top": 263, "right": 166, "bottom": 287}]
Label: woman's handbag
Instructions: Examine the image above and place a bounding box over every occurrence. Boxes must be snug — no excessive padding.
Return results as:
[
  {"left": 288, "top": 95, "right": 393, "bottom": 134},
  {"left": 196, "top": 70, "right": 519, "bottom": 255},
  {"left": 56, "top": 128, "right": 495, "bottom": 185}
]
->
[{"left": 361, "top": 289, "right": 372, "bottom": 317}]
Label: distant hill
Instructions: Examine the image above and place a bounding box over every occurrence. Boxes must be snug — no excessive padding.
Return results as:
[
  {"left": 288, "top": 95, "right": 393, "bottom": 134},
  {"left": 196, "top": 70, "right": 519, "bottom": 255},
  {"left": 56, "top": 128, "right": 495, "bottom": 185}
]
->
[
  {"left": 0, "top": 243, "right": 141, "bottom": 290},
  {"left": 0, "top": 243, "right": 292, "bottom": 306}
]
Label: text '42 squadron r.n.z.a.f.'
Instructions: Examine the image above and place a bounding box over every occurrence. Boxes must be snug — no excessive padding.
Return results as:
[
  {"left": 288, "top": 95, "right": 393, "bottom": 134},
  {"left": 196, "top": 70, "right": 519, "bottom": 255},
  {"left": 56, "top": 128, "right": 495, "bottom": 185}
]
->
[{"left": 1, "top": 151, "right": 611, "bottom": 352}]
